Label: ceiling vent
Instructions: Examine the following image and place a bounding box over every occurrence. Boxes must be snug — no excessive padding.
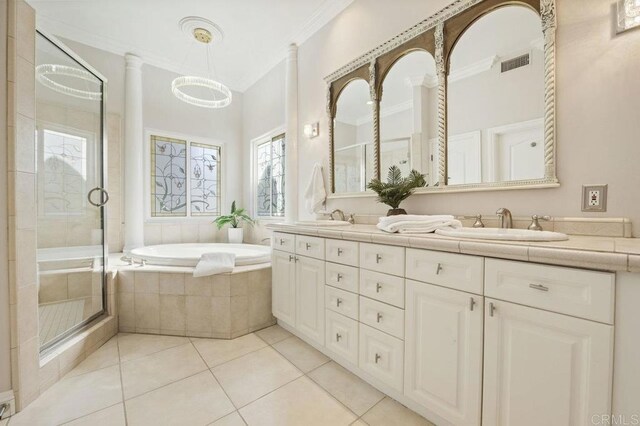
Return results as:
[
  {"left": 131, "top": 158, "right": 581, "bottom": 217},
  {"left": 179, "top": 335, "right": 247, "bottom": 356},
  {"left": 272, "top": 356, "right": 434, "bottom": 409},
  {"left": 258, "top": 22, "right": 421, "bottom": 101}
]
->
[{"left": 501, "top": 53, "right": 530, "bottom": 73}]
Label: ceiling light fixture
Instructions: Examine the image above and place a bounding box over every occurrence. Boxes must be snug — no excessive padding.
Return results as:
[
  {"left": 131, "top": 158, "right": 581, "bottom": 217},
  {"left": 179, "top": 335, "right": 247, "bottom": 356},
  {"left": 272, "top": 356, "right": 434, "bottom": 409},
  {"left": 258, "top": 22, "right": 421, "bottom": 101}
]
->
[
  {"left": 172, "top": 20, "right": 232, "bottom": 109},
  {"left": 35, "top": 64, "right": 102, "bottom": 101}
]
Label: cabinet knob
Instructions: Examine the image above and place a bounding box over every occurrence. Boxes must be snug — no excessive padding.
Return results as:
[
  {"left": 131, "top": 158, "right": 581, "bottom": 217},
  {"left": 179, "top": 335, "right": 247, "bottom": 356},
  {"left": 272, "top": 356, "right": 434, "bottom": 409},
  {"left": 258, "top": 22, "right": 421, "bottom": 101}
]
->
[
  {"left": 489, "top": 302, "right": 496, "bottom": 317},
  {"left": 375, "top": 353, "right": 381, "bottom": 363},
  {"left": 376, "top": 312, "right": 383, "bottom": 323},
  {"left": 288, "top": 255, "right": 294, "bottom": 262},
  {"left": 336, "top": 333, "right": 342, "bottom": 342},
  {"left": 376, "top": 254, "right": 383, "bottom": 264},
  {"left": 279, "top": 238, "right": 285, "bottom": 245},
  {"left": 436, "top": 263, "right": 443, "bottom": 275},
  {"left": 376, "top": 282, "right": 383, "bottom": 293},
  {"left": 336, "top": 273, "right": 343, "bottom": 282},
  {"left": 337, "top": 248, "right": 343, "bottom": 256},
  {"left": 336, "top": 298, "right": 342, "bottom": 307},
  {"left": 306, "top": 243, "right": 311, "bottom": 250},
  {"left": 469, "top": 297, "right": 476, "bottom": 311}
]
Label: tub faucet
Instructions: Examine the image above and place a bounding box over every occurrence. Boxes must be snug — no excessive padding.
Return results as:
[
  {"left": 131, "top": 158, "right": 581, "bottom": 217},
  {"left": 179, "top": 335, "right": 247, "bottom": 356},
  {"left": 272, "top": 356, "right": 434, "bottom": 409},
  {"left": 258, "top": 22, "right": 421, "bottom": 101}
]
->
[
  {"left": 496, "top": 208, "right": 513, "bottom": 229},
  {"left": 330, "top": 209, "right": 346, "bottom": 221}
]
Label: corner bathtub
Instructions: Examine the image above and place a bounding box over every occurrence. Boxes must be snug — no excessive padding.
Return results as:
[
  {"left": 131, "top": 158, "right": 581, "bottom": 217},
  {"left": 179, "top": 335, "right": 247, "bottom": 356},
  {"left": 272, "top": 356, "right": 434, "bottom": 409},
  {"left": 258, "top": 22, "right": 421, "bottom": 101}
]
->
[{"left": 129, "top": 243, "right": 271, "bottom": 267}]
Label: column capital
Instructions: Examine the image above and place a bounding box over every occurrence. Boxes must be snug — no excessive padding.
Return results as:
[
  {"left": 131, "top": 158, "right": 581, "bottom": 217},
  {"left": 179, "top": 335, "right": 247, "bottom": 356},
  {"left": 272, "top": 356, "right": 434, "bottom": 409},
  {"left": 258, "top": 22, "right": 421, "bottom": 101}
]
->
[{"left": 125, "top": 53, "right": 143, "bottom": 69}]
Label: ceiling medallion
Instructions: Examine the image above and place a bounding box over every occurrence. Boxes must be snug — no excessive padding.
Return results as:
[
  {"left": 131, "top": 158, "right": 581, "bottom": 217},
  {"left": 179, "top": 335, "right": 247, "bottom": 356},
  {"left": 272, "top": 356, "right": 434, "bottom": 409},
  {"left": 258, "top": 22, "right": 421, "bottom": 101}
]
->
[
  {"left": 35, "top": 64, "right": 102, "bottom": 101},
  {"left": 172, "top": 17, "right": 231, "bottom": 109}
]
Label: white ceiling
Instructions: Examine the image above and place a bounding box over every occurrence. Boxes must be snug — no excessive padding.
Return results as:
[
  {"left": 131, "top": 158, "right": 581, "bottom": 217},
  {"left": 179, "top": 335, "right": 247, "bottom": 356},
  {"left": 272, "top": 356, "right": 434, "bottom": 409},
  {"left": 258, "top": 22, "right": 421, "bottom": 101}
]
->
[{"left": 29, "top": 0, "right": 354, "bottom": 92}]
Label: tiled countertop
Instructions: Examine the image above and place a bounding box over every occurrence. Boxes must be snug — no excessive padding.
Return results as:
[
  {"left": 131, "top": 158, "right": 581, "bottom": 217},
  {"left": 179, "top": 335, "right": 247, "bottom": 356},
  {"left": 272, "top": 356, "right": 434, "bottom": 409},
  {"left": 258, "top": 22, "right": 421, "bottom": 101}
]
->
[{"left": 266, "top": 223, "right": 640, "bottom": 273}]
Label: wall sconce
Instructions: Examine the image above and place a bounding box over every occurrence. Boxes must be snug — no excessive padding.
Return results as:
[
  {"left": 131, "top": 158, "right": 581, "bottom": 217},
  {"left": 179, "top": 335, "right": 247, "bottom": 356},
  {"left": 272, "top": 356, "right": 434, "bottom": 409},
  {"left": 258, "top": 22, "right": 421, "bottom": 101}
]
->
[
  {"left": 304, "top": 122, "right": 319, "bottom": 139},
  {"left": 618, "top": 0, "right": 640, "bottom": 33}
]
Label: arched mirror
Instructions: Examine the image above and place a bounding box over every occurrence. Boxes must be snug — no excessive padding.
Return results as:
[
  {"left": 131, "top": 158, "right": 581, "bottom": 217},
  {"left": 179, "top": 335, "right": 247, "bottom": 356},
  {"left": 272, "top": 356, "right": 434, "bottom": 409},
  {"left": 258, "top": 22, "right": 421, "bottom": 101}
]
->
[
  {"left": 447, "top": 5, "right": 544, "bottom": 185},
  {"left": 380, "top": 51, "right": 438, "bottom": 185},
  {"left": 333, "top": 79, "right": 375, "bottom": 193}
]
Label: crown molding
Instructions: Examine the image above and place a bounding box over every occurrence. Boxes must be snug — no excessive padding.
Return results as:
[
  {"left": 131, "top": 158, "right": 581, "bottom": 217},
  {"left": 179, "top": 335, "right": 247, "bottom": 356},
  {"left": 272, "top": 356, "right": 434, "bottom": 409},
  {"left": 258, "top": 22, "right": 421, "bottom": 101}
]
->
[{"left": 405, "top": 74, "right": 438, "bottom": 88}]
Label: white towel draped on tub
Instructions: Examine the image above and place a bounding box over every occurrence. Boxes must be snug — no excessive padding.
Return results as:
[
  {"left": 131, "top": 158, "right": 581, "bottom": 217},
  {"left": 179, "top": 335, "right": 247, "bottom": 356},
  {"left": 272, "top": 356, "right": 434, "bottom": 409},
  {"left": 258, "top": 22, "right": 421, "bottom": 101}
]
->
[
  {"left": 193, "top": 252, "right": 236, "bottom": 277},
  {"left": 304, "top": 163, "right": 327, "bottom": 214},
  {"left": 377, "top": 214, "right": 463, "bottom": 234}
]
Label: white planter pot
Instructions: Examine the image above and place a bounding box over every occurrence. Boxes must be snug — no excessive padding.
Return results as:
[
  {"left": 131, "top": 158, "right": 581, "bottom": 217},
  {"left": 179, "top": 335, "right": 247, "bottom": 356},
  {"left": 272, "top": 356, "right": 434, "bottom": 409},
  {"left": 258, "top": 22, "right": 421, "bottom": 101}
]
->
[{"left": 228, "top": 227, "right": 243, "bottom": 244}]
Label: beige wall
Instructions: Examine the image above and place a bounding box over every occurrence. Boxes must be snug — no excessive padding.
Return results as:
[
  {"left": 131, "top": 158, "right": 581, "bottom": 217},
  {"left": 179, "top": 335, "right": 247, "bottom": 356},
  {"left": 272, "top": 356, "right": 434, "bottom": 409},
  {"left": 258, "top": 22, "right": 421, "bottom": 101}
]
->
[{"left": 244, "top": 0, "right": 640, "bottom": 236}]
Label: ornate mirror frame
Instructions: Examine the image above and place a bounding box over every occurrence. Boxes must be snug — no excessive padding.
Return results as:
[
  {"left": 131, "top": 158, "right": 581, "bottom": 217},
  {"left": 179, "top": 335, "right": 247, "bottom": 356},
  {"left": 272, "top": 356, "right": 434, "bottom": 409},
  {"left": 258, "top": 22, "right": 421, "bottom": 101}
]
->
[{"left": 326, "top": 0, "right": 558, "bottom": 197}]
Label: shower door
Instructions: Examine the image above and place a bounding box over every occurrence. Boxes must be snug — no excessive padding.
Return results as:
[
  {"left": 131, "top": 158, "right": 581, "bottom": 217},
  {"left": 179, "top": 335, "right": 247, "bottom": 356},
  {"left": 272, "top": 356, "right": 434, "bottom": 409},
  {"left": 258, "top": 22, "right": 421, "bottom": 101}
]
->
[{"left": 35, "top": 32, "right": 108, "bottom": 351}]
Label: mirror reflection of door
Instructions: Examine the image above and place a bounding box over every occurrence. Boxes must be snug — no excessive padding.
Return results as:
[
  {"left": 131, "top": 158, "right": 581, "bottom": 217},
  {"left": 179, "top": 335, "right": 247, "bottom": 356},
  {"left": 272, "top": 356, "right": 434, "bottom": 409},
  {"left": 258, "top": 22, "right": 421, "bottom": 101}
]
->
[
  {"left": 333, "top": 79, "right": 374, "bottom": 193},
  {"left": 380, "top": 51, "right": 437, "bottom": 182},
  {"left": 447, "top": 5, "right": 544, "bottom": 185}
]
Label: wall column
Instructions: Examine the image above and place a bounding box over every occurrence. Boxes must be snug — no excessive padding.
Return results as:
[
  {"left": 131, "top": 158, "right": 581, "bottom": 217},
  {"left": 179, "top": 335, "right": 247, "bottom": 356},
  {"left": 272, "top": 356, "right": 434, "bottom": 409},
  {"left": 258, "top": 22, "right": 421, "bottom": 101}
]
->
[
  {"left": 123, "top": 54, "right": 144, "bottom": 252},
  {"left": 284, "top": 44, "right": 298, "bottom": 223}
]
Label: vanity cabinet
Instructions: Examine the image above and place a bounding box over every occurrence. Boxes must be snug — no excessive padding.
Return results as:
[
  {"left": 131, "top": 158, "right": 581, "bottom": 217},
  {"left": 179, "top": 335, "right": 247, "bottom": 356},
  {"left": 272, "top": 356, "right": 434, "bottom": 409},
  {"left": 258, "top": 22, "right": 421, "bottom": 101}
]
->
[
  {"left": 404, "top": 280, "right": 484, "bottom": 426},
  {"left": 482, "top": 298, "right": 614, "bottom": 426},
  {"left": 271, "top": 232, "right": 615, "bottom": 426}
]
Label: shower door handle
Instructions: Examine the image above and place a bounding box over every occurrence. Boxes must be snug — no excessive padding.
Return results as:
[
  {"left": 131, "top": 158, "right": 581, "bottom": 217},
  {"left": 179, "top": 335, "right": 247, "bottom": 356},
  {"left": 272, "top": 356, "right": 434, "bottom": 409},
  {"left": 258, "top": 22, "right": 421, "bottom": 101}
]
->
[{"left": 87, "top": 187, "right": 110, "bottom": 207}]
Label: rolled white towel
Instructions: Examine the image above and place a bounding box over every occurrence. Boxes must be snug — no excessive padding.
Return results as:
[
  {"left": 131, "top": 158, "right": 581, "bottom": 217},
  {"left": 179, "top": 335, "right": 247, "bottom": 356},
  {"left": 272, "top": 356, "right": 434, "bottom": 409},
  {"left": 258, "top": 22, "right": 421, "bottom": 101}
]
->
[
  {"left": 193, "top": 252, "right": 236, "bottom": 277},
  {"left": 377, "top": 215, "right": 462, "bottom": 234}
]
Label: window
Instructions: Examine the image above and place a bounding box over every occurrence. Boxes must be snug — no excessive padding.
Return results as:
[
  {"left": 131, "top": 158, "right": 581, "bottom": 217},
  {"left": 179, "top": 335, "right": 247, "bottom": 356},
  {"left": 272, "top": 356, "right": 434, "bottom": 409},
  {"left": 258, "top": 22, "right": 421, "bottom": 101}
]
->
[
  {"left": 150, "top": 134, "right": 221, "bottom": 217},
  {"left": 255, "top": 133, "right": 285, "bottom": 218}
]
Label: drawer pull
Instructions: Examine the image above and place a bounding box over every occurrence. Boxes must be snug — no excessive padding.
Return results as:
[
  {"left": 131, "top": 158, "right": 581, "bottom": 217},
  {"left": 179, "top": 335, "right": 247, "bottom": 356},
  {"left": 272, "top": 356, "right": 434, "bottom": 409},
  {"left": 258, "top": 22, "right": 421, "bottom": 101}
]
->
[
  {"left": 529, "top": 283, "right": 549, "bottom": 292},
  {"left": 436, "top": 263, "right": 443, "bottom": 275},
  {"left": 336, "top": 333, "right": 342, "bottom": 342},
  {"left": 375, "top": 353, "right": 382, "bottom": 363},
  {"left": 336, "top": 298, "right": 343, "bottom": 307},
  {"left": 376, "top": 254, "right": 383, "bottom": 264},
  {"left": 489, "top": 302, "right": 496, "bottom": 317},
  {"left": 337, "top": 248, "right": 343, "bottom": 256},
  {"left": 376, "top": 282, "right": 383, "bottom": 293},
  {"left": 376, "top": 312, "right": 383, "bottom": 323},
  {"left": 469, "top": 297, "right": 476, "bottom": 311},
  {"left": 288, "top": 255, "right": 295, "bottom": 262},
  {"left": 306, "top": 243, "right": 311, "bottom": 250},
  {"left": 279, "top": 238, "right": 285, "bottom": 245},
  {"left": 336, "top": 273, "right": 343, "bottom": 282}
]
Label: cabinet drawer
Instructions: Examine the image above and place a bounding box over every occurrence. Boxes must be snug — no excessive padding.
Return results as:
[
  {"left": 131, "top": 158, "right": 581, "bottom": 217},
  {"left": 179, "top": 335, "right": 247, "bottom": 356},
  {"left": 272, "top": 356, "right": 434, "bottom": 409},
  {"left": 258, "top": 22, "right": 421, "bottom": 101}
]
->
[
  {"left": 359, "top": 296, "right": 404, "bottom": 339},
  {"left": 325, "top": 310, "right": 358, "bottom": 365},
  {"left": 360, "top": 243, "right": 405, "bottom": 276},
  {"left": 326, "top": 262, "right": 359, "bottom": 293},
  {"left": 325, "top": 286, "right": 359, "bottom": 320},
  {"left": 406, "top": 249, "right": 484, "bottom": 294},
  {"left": 359, "top": 323, "right": 404, "bottom": 392},
  {"left": 326, "top": 239, "right": 359, "bottom": 267},
  {"left": 485, "top": 259, "right": 615, "bottom": 324},
  {"left": 295, "top": 235, "right": 325, "bottom": 260},
  {"left": 360, "top": 269, "right": 405, "bottom": 308},
  {"left": 272, "top": 232, "right": 295, "bottom": 253}
]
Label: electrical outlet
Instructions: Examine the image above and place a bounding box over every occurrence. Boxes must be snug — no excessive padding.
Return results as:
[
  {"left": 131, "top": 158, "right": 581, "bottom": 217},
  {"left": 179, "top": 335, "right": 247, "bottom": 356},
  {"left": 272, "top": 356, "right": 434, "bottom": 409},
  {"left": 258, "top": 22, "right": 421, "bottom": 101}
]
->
[{"left": 582, "top": 184, "right": 608, "bottom": 212}]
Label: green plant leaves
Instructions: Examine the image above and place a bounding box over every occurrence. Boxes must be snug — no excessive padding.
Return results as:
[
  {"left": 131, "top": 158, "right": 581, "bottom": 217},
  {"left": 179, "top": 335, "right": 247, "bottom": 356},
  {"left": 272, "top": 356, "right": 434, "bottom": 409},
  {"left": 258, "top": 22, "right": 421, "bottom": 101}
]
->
[
  {"left": 367, "top": 166, "right": 426, "bottom": 210},
  {"left": 213, "top": 200, "right": 255, "bottom": 230}
]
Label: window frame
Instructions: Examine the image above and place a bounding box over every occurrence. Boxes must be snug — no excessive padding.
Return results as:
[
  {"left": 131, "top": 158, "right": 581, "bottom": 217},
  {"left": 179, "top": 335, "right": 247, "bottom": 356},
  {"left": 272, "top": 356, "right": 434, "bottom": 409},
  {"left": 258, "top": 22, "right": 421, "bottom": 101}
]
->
[
  {"left": 145, "top": 129, "right": 225, "bottom": 222},
  {"left": 250, "top": 126, "right": 286, "bottom": 220}
]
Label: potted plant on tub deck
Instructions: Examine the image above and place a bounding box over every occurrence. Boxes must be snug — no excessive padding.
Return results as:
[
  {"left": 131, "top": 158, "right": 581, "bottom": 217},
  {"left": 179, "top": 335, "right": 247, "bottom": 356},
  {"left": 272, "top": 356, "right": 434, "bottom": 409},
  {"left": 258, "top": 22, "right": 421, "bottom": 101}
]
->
[
  {"left": 367, "top": 165, "right": 427, "bottom": 216},
  {"left": 214, "top": 201, "right": 254, "bottom": 243}
]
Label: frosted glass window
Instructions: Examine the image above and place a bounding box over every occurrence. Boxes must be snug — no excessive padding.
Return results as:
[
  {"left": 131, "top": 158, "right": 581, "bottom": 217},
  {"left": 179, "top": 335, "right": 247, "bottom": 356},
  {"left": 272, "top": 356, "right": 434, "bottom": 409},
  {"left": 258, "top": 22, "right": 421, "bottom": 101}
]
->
[
  {"left": 190, "top": 143, "right": 221, "bottom": 215},
  {"left": 256, "top": 134, "right": 285, "bottom": 217},
  {"left": 151, "top": 135, "right": 187, "bottom": 217}
]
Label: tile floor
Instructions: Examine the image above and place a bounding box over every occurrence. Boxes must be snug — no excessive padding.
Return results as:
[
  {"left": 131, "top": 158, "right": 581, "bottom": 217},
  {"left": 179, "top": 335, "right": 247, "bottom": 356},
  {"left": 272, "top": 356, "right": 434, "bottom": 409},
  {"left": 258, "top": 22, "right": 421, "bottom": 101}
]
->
[{"left": 6, "top": 325, "right": 435, "bottom": 426}]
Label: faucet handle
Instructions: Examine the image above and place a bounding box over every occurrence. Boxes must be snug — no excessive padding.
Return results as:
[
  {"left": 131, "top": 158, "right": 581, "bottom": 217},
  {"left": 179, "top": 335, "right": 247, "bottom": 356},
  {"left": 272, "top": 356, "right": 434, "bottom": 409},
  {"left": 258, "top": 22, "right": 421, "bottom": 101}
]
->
[
  {"left": 528, "top": 215, "right": 551, "bottom": 231},
  {"left": 463, "top": 214, "right": 485, "bottom": 228}
]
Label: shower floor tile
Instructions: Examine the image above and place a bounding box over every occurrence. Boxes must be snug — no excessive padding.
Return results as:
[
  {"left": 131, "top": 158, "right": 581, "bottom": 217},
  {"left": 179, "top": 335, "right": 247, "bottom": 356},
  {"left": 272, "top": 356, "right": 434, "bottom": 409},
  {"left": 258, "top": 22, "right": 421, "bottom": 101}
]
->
[{"left": 8, "top": 325, "right": 433, "bottom": 425}]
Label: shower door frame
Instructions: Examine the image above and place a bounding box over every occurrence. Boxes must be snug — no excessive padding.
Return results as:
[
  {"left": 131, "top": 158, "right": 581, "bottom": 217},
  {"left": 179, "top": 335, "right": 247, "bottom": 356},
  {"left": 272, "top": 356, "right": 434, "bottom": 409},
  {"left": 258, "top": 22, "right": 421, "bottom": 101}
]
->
[{"left": 36, "top": 30, "right": 110, "bottom": 354}]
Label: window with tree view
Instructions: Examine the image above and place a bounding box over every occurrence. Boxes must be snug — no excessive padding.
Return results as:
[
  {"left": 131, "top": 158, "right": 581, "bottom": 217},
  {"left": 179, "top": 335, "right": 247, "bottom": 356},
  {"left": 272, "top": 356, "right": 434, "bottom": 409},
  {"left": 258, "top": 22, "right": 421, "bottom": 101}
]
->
[
  {"left": 151, "top": 135, "right": 221, "bottom": 217},
  {"left": 255, "top": 134, "right": 285, "bottom": 217}
]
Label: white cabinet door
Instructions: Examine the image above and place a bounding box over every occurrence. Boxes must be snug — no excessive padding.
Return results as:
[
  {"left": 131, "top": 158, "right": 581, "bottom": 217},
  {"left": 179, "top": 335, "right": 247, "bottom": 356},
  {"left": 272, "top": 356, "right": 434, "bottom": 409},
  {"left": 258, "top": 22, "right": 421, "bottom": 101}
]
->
[
  {"left": 483, "top": 299, "right": 614, "bottom": 426},
  {"left": 296, "top": 256, "right": 325, "bottom": 346},
  {"left": 272, "top": 250, "right": 296, "bottom": 327},
  {"left": 404, "top": 280, "right": 483, "bottom": 426}
]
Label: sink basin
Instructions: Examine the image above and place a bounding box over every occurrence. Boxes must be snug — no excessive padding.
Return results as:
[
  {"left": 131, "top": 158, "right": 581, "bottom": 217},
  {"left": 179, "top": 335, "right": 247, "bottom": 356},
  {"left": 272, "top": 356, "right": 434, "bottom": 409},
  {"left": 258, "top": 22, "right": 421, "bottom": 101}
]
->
[
  {"left": 435, "top": 227, "right": 568, "bottom": 242},
  {"left": 295, "top": 220, "right": 351, "bottom": 227}
]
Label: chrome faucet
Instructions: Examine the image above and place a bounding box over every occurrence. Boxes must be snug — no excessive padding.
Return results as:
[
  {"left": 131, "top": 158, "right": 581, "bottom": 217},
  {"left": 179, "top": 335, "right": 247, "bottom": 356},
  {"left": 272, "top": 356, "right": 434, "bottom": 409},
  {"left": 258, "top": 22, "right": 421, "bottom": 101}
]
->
[
  {"left": 496, "top": 208, "right": 513, "bottom": 229},
  {"left": 330, "top": 209, "right": 346, "bottom": 221}
]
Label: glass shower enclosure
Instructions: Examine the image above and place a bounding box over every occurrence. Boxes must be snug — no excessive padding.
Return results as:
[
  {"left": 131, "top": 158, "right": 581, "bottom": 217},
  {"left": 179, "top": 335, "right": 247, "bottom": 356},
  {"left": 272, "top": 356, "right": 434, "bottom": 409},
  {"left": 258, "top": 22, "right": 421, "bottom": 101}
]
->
[{"left": 35, "top": 32, "right": 109, "bottom": 352}]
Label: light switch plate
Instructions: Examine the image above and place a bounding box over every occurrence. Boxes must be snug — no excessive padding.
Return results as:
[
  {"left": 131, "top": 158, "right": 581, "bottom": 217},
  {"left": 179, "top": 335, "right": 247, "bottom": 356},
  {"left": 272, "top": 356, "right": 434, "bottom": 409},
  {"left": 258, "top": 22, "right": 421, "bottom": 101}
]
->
[{"left": 582, "top": 184, "right": 608, "bottom": 212}]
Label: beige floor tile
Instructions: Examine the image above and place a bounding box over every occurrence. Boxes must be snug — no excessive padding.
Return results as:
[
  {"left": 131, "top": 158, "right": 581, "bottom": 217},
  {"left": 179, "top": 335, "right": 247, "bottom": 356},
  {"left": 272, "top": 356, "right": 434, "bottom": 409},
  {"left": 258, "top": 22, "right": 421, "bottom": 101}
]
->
[
  {"left": 239, "top": 376, "right": 357, "bottom": 426},
  {"left": 351, "top": 420, "right": 368, "bottom": 426},
  {"left": 209, "top": 411, "right": 247, "bottom": 426},
  {"left": 212, "top": 346, "right": 302, "bottom": 408},
  {"left": 192, "top": 334, "right": 267, "bottom": 368},
  {"left": 117, "top": 333, "right": 189, "bottom": 363},
  {"left": 254, "top": 325, "right": 292, "bottom": 345},
  {"left": 120, "top": 343, "right": 207, "bottom": 399},
  {"left": 272, "top": 336, "right": 329, "bottom": 373},
  {"left": 66, "top": 338, "right": 119, "bottom": 378},
  {"left": 361, "top": 397, "right": 435, "bottom": 426},
  {"left": 125, "top": 371, "right": 235, "bottom": 425},
  {"left": 307, "top": 362, "right": 384, "bottom": 416},
  {"left": 9, "top": 365, "right": 122, "bottom": 426},
  {"left": 63, "top": 403, "right": 126, "bottom": 425}
]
